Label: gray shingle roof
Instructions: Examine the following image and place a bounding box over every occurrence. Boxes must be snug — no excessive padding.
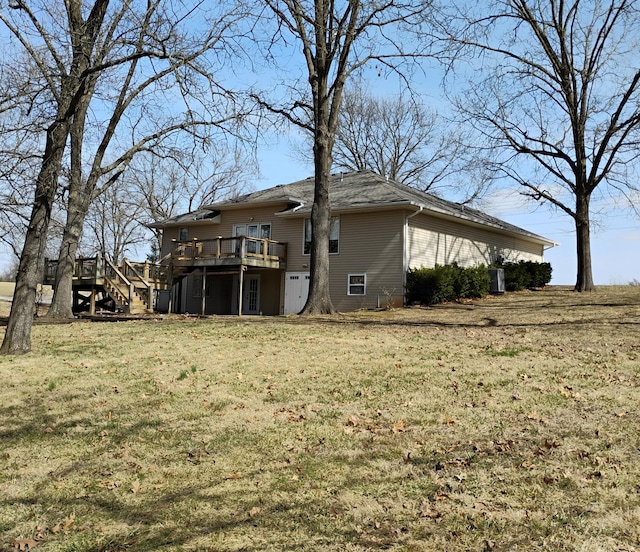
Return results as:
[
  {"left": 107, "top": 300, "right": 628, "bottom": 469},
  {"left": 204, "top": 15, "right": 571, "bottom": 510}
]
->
[
  {"left": 207, "top": 170, "right": 555, "bottom": 246},
  {"left": 147, "top": 207, "right": 220, "bottom": 228}
]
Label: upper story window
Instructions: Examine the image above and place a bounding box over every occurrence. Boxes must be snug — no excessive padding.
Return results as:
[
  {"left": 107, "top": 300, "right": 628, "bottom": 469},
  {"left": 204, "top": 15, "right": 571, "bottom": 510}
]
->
[
  {"left": 304, "top": 217, "right": 339, "bottom": 255},
  {"left": 179, "top": 227, "right": 188, "bottom": 241}
]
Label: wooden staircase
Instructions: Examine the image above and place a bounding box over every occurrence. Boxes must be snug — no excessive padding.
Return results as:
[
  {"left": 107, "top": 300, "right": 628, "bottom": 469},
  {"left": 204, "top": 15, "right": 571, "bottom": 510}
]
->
[
  {"left": 44, "top": 255, "right": 168, "bottom": 315},
  {"left": 101, "top": 257, "right": 155, "bottom": 314}
]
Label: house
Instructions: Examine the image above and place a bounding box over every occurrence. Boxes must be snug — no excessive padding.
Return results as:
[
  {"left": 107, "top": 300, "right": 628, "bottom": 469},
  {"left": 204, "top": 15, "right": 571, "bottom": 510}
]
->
[{"left": 151, "top": 170, "right": 556, "bottom": 315}]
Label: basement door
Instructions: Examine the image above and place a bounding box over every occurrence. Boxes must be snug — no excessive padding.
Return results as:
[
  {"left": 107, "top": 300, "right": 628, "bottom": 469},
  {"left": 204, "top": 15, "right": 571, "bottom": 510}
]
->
[
  {"left": 284, "top": 272, "right": 310, "bottom": 314},
  {"left": 231, "top": 274, "right": 261, "bottom": 315}
]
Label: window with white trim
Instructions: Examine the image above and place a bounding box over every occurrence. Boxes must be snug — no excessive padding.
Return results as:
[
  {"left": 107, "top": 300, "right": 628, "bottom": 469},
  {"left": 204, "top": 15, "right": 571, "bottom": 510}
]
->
[
  {"left": 233, "top": 222, "right": 271, "bottom": 254},
  {"left": 348, "top": 273, "right": 366, "bottom": 295},
  {"left": 304, "top": 217, "right": 339, "bottom": 254},
  {"left": 179, "top": 227, "right": 188, "bottom": 240}
]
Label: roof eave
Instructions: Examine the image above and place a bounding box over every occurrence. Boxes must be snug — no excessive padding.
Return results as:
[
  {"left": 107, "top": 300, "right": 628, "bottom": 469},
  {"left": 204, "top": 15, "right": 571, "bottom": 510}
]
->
[
  {"left": 148, "top": 216, "right": 221, "bottom": 229},
  {"left": 421, "top": 206, "right": 556, "bottom": 247}
]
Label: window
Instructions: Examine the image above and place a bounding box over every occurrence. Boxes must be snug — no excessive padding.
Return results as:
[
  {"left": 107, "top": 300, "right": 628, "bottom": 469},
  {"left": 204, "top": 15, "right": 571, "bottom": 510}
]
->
[
  {"left": 233, "top": 223, "right": 271, "bottom": 239},
  {"left": 348, "top": 274, "right": 366, "bottom": 296},
  {"left": 304, "top": 217, "right": 339, "bottom": 255},
  {"left": 179, "top": 227, "right": 188, "bottom": 241},
  {"left": 234, "top": 222, "right": 271, "bottom": 254}
]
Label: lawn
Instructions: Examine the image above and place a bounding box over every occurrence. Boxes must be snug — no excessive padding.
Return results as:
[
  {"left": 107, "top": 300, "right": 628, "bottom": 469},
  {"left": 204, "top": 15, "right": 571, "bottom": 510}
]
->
[{"left": 1, "top": 287, "right": 639, "bottom": 551}]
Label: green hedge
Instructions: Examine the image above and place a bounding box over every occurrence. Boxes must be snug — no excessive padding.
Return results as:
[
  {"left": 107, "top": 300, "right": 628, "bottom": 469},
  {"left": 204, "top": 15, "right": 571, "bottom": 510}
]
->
[
  {"left": 406, "top": 264, "right": 490, "bottom": 305},
  {"left": 492, "top": 260, "right": 552, "bottom": 291}
]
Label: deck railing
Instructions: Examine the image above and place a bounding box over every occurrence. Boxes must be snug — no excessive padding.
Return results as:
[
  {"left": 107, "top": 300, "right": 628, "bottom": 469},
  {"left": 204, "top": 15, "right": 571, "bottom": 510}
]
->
[
  {"left": 44, "top": 256, "right": 168, "bottom": 284},
  {"left": 171, "top": 236, "right": 287, "bottom": 263},
  {"left": 44, "top": 256, "right": 101, "bottom": 282}
]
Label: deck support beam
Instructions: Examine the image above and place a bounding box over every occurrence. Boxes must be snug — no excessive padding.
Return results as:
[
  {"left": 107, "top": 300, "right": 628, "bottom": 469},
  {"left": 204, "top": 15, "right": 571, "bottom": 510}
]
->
[
  {"left": 238, "top": 265, "right": 244, "bottom": 316},
  {"left": 200, "top": 268, "right": 207, "bottom": 316}
]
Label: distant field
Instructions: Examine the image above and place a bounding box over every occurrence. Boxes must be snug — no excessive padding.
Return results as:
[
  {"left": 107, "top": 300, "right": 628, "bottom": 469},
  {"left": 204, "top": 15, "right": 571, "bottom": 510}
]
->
[
  {"left": 0, "top": 281, "right": 52, "bottom": 299},
  {"left": 0, "top": 282, "right": 52, "bottom": 317},
  {"left": 1, "top": 287, "right": 639, "bottom": 551},
  {"left": 0, "top": 281, "right": 15, "bottom": 297}
]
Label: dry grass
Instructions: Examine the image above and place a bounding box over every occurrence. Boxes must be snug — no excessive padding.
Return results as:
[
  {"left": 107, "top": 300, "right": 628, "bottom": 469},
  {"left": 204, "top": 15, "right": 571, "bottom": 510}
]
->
[{"left": 1, "top": 287, "right": 639, "bottom": 551}]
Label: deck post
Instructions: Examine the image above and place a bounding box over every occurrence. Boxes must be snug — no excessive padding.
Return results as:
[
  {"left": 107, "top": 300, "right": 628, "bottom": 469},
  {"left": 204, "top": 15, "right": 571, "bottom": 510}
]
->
[
  {"left": 201, "top": 268, "right": 207, "bottom": 316},
  {"left": 90, "top": 287, "right": 96, "bottom": 315},
  {"left": 167, "top": 264, "right": 173, "bottom": 314},
  {"left": 128, "top": 283, "right": 134, "bottom": 314},
  {"left": 238, "top": 265, "right": 244, "bottom": 316},
  {"left": 167, "top": 244, "right": 175, "bottom": 314}
]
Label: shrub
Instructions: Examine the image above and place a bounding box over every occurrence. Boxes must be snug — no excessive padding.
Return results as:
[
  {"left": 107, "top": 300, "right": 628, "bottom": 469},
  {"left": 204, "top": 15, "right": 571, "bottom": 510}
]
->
[
  {"left": 406, "top": 264, "right": 490, "bottom": 305},
  {"left": 492, "top": 260, "right": 552, "bottom": 291}
]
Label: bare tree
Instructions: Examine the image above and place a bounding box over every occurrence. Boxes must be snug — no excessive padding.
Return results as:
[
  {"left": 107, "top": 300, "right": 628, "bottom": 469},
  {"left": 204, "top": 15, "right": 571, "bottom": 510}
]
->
[
  {"left": 0, "top": 50, "right": 61, "bottom": 269},
  {"left": 46, "top": 1, "right": 247, "bottom": 320},
  {"left": 294, "top": 82, "right": 487, "bottom": 198},
  {"left": 132, "top": 146, "right": 256, "bottom": 254},
  {"left": 442, "top": 0, "right": 640, "bottom": 292},
  {"left": 0, "top": 0, "right": 112, "bottom": 354},
  {"left": 83, "top": 178, "right": 148, "bottom": 264},
  {"left": 253, "top": 0, "right": 429, "bottom": 315},
  {"left": 0, "top": 0, "right": 246, "bottom": 353}
]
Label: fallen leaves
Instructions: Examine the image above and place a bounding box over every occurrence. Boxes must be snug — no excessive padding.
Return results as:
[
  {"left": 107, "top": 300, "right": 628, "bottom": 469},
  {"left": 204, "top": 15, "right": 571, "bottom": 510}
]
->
[
  {"left": 12, "top": 538, "right": 38, "bottom": 551},
  {"left": 130, "top": 479, "right": 142, "bottom": 494},
  {"left": 50, "top": 514, "right": 75, "bottom": 534},
  {"left": 559, "top": 385, "right": 583, "bottom": 400},
  {"left": 12, "top": 515, "right": 79, "bottom": 550},
  {"left": 343, "top": 415, "right": 410, "bottom": 435},
  {"left": 392, "top": 419, "right": 407, "bottom": 433},
  {"left": 97, "top": 479, "right": 122, "bottom": 490}
]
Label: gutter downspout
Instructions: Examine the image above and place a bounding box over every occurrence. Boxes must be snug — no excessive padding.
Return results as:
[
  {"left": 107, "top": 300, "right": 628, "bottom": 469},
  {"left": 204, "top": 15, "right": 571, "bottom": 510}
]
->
[{"left": 403, "top": 205, "right": 424, "bottom": 305}]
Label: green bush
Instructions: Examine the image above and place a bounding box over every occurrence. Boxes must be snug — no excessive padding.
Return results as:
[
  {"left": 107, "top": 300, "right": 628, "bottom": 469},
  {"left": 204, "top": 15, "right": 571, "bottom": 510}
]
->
[
  {"left": 492, "top": 260, "right": 552, "bottom": 291},
  {"left": 406, "top": 264, "right": 490, "bottom": 305}
]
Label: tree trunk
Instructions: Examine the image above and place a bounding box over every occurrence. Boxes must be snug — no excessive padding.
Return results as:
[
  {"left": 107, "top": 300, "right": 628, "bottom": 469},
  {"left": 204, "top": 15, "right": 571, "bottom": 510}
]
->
[
  {"left": 47, "top": 198, "right": 88, "bottom": 318},
  {"left": 300, "top": 120, "right": 336, "bottom": 315},
  {"left": 47, "top": 99, "right": 93, "bottom": 320},
  {"left": 574, "top": 193, "right": 595, "bottom": 292},
  {"left": 0, "top": 119, "right": 69, "bottom": 354}
]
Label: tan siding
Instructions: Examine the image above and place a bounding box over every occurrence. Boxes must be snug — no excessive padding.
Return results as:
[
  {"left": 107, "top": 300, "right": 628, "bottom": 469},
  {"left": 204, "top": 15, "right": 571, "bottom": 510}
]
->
[
  {"left": 408, "top": 213, "right": 544, "bottom": 269},
  {"left": 160, "top": 227, "right": 180, "bottom": 258},
  {"left": 163, "top": 204, "right": 545, "bottom": 314},
  {"left": 327, "top": 210, "right": 405, "bottom": 311}
]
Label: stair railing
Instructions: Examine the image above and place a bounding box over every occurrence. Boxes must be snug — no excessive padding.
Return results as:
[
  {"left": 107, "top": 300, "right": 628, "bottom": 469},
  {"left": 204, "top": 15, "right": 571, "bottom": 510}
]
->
[
  {"left": 123, "top": 258, "right": 152, "bottom": 309},
  {"left": 104, "top": 257, "right": 134, "bottom": 313}
]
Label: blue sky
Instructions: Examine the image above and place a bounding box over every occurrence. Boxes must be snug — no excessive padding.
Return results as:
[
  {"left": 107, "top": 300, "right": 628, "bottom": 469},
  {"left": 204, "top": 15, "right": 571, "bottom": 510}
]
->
[{"left": 2, "top": 15, "right": 639, "bottom": 288}]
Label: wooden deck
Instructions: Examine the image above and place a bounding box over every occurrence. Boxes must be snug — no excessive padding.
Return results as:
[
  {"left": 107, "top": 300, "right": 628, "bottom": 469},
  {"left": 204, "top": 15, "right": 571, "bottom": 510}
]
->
[
  {"left": 43, "top": 236, "right": 287, "bottom": 316},
  {"left": 170, "top": 236, "right": 287, "bottom": 270}
]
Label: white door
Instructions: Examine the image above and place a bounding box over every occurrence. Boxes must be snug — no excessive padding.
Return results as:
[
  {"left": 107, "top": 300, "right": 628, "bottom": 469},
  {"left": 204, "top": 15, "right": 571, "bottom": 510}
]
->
[{"left": 284, "top": 272, "right": 310, "bottom": 314}]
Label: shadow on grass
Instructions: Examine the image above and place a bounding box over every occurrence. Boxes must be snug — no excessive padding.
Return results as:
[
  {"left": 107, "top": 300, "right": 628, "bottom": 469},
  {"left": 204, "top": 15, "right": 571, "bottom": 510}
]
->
[{"left": 0, "top": 391, "right": 383, "bottom": 551}]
